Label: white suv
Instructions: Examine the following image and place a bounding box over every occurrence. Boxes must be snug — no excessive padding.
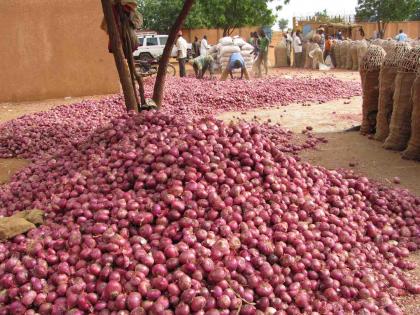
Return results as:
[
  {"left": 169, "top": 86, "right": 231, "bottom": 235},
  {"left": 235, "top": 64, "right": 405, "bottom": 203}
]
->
[{"left": 133, "top": 34, "right": 192, "bottom": 61}]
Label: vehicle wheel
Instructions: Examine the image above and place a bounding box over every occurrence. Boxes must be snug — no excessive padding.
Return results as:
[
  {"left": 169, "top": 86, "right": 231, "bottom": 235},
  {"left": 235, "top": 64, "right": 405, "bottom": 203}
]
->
[
  {"left": 139, "top": 53, "right": 154, "bottom": 62},
  {"left": 166, "top": 64, "right": 176, "bottom": 76}
]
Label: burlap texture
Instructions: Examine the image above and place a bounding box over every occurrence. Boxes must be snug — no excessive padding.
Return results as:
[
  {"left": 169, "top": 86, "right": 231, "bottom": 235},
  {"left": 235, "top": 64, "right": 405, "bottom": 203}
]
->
[
  {"left": 351, "top": 44, "right": 359, "bottom": 70},
  {"left": 0, "top": 209, "right": 44, "bottom": 240},
  {"left": 360, "top": 70, "right": 381, "bottom": 134},
  {"left": 274, "top": 44, "right": 288, "bottom": 67},
  {"left": 402, "top": 75, "right": 420, "bottom": 160},
  {"left": 383, "top": 72, "right": 417, "bottom": 151},
  {"left": 340, "top": 43, "right": 348, "bottom": 68},
  {"left": 346, "top": 45, "right": 353, "bottom": 70},
  {"left": 375, "top": 67, "right": 398, "bottom": 141}
]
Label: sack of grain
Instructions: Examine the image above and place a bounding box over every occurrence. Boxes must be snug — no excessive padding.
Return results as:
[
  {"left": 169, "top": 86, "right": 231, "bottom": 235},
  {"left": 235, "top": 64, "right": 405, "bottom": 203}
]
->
[
  {"left": 346, "top": 42, "right": 353, "bottom": 70},
  {"left": 219, "top": 45, "right": 240, "bottom": 57},
  {"left": 219, "top": 37, "right": 233, "bottom": 46},
  {"left": 351, "top": 43, "right": 359, "bottom": 70},
  {"left": 402, "top": 69, "right": 420, "bottom": 160},
  {"left": 241, "top": 43, "right": 254, "bottom": 52},
  {"left": 233, "top": 37, "right": 247, "bottom": 47},
  {"left": 384, "top": 47, "right": 420, "bottom": 150},
  {"left": 304, "top": 43, "right": 317, "bottom": 69},
  {"left": 359, "top": 45, "right": 387, "bottom": 134},
  {"left": 357, "top": 40, "right": 368, "bottom": 68},
  {"left": 334, "top": 41, "right": 342, "bottom": 68},
  {"left": 309, "top": 47, "right": 323, "bottom": 69},
  {"left": 375, "top": 43, "right": 411, "bottom": 141},
  {"left": 340, "top": 41, "right": 349, "bottom": 69}
]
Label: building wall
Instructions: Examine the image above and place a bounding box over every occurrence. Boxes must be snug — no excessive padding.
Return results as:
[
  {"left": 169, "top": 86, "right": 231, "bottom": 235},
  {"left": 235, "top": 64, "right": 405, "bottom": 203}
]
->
[
  {"left": 0, "top": 0, "right": 119, "bottom": 103},
  {"left": 297, "top": 20, "right": 420, "bottom": 41}
]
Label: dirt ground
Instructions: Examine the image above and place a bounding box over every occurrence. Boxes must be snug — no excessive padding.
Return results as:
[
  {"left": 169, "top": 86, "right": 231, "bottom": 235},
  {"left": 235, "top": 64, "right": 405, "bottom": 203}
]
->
[{"left": 0, "top": 67, "right": 419, "bottom": 313}]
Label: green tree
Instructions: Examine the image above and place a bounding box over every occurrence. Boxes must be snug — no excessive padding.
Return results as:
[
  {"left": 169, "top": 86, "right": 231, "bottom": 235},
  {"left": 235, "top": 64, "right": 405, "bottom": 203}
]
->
[
  {"left": 200, "top": 0, "right": 277, "bottom": 36},
  {"left": 355, "top": 0, "right": 419, "bottom": 38},
  {"left": 278, "top": 18, "right": 289, "bottom": 31},
  {"left": 138, "top": 0, "right": 277, "bottom": 36},
  {"left": 137, "top": 0, "right": 207, "bottom": 33}
]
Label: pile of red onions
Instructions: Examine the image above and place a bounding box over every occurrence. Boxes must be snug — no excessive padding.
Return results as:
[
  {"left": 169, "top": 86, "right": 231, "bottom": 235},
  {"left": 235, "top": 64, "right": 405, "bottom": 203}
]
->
[
  {"left": 144, "top": 76, "right": 361, "bottom": 118},
  {"left": 0, "top": 76, "right": 359, "bottom": 160},
  {"left": 0, "top": 111, "right": 418, "bottom": 314},
  {"left": 0, "top": 97, "right": 125, "bottom": 159}
]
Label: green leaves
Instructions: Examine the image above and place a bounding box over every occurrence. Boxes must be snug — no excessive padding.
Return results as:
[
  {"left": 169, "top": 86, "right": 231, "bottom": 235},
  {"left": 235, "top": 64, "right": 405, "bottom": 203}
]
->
[
  {"left": 137, "top": 0, "right": 277, "bottom": 35},
  {"left": 355, "top": 0, "right": 419, "bottom": 23}
]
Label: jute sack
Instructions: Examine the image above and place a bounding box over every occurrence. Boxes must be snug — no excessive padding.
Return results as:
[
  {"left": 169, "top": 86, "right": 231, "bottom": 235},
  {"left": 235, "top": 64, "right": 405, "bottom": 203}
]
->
[
  {"left": 384, "top": 47, "right": 420, "bottom": 151},
  {"left": 346, "top": 43, "right": 353, "bottom": 70},
  {"left": 374, "top": 67, "right": 399, "bottom": 141},
  {"left": 351, "top": 43, "right": 359, "bottom": 70},
  {"left": 340, "top": 41, "right": 349, "bottom": 69},
  {"left": 359, "top": 45, "right": 387, "bottom": 134},
  {"left": 304, "top": 43, "right": 315, "bottom": 69},
  {"left": 402, "top": 73, "right": 420, "bottom": 160},
  {"left": 375, "top": 43, "right": 411, "bottom": 141},
  {"left": 274, "top": 42, "right": 288, "bottom": 67},
  {"left": 357, "top": 41, "right": 368, "bottom": 67},
  {"left": 334, "top": 42, "right": 341, "bottom": 68},
  {"left": 0, "top": 209, "right": 44, "bottom": 240}
]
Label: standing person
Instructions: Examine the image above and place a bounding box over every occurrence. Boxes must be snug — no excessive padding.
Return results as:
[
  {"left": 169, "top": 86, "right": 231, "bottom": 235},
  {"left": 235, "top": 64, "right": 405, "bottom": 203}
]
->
[
  {"left": 192, "top": 55, "right": 214, "bottom": 79},
  {"left": 200, "top": 35, "right": 210, "bottom": 57},
  {"left": 293, "top": 30, "right": 303, "bottom": 68},
  {"left": 220, "top": 52, "right": 250, "bottom": 80},
  {"left": 176, "top": 31, "right": 188, "bottom": 77},
  {"left": 395, "top": 29, "right": 408, "bottom": 42},
  {"left": 256, "top": 30, "right": 269, "bottom": 77},
  {"left": 337, "top": 31, "right": 343, "bottom": 40},
  {"left": 251, "top": 32, "right": 260, "bottom": 58},
  {"left": 192, "top": 36, "right": 200, "bottom": 58},
  {"left": 318, "top": 28, "right": 326, "bottom": 51},
  {"left": 323, "top": 35, "right": 332, "bottom": 63}
]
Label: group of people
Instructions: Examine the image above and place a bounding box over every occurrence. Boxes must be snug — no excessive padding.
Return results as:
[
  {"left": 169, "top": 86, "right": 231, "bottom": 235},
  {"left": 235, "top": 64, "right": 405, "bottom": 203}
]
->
[{"left": 175, "top": 30, "right": 271, "bottom": 81}]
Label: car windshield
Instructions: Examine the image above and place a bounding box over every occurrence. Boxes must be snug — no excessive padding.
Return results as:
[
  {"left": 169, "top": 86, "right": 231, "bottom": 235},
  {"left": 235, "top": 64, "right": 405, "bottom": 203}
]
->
[
  {"left": 138, "top": 37, "right": 144, "bottom": 46},
  {"left": 159, "top": 36, "right": 168, "bottom": 46}
]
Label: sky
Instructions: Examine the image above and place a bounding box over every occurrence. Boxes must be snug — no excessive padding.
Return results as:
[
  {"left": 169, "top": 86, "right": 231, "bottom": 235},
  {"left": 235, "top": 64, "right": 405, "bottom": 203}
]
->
[{"left": 269, "top": 0, "right": 359, "bottom": 29}]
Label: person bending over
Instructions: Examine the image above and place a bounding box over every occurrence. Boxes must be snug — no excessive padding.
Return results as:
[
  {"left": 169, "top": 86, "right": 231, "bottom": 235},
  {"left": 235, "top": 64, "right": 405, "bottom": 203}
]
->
[
  {"left": 221, "top": 52, "right": 250, "bottom": 80},
  {"left": 192, "top": 55, "right": 214, "bottom": 79}
]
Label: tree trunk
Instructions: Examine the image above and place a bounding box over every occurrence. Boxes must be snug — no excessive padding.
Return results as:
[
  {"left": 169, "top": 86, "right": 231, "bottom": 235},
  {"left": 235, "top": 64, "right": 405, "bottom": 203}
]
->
[
  {"left": 101, "top": 0, "right": 138, "bottom": 112},
  {"left": 152, "top": 0, "right": 196, "bottom": 107}
]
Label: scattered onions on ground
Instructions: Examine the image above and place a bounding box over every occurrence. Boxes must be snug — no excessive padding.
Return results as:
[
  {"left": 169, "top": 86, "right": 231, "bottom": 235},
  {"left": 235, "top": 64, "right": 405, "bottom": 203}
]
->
[
  {"left": 0, "top": 76, "right": 360, "bottom": 159},
  {"left": 0, "top": 111, "right": 418, "bottom": 314}
]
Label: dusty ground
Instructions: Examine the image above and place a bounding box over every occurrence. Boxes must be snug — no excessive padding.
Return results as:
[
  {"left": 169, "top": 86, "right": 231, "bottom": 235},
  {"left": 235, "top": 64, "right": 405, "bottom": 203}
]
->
[{"left": 0, "top": 67, "right": 419, "bottom": 313}]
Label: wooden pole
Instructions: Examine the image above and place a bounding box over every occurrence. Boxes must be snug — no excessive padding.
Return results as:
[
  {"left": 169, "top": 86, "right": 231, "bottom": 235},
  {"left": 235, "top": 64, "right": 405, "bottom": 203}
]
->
[
  {"left": 152, "top": 0, "right": 196, "bottom": 107},
  {"left": 101, "top": 0, "right": 138, "bottom": 112}
]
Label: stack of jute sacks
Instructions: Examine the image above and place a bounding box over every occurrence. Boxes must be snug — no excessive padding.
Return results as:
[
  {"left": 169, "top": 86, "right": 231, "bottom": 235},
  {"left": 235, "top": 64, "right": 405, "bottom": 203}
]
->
[
  {"left": 359, "top": 41, "right": 420, "bottom": 161},
  {"left": 332, "top": 40, "right": 368, "bottom": 71},
  {"left": 375, "top": 43, "right": 411, "bottom": 141},
  {"left": 209, "top": 36, "right": 254, "bottom": 72}
]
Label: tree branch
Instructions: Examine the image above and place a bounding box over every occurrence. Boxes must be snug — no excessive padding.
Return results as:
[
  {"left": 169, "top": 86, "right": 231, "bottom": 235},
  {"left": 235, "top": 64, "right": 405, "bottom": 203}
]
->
[{"left": 152, "top": 0, "right": 196, "bottom": 107}]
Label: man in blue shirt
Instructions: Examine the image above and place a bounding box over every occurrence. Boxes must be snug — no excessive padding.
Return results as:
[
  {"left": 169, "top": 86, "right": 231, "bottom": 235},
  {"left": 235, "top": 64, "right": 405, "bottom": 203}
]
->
[
  {"left": 220, "top": 52, "right": 250, "bottom": 80},
  {"left": 395, "top": 30, "right": 408, "bottom": 42}
]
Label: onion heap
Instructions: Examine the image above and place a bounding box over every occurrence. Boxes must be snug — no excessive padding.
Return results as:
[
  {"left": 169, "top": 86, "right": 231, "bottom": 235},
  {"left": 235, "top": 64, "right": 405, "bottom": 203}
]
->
[
  {"left": 144, "top": 76, "right": 361, "bottom": 119},
  {"left": 0, "top": 111, "right": 418, "bottom": 315},
  {"left": 0, "top": 76, "right": 359, "bottom": 160}
]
